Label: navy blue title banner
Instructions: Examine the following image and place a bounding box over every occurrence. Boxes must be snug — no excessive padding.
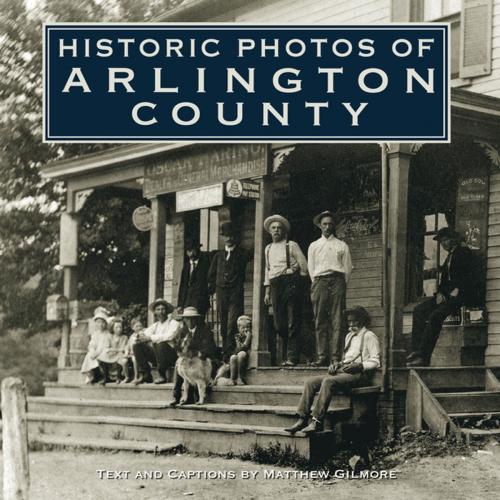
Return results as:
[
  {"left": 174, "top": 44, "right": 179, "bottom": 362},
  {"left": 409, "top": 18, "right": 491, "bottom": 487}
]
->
[{"left": 44, "top": 24, "right": 449, "bottom": 142}]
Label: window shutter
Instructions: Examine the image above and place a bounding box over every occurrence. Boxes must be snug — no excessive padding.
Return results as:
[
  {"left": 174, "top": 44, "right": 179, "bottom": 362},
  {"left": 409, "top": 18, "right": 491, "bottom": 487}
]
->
[{"left": 460, "top": 0, "right": 493, "bottom": 78}]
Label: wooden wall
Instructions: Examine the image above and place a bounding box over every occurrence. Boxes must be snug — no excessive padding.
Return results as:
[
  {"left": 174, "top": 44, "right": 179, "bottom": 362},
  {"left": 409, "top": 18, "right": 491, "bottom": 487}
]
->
[
  {"left": 486, "top": 171, "right": 500, "bottom": 365},
  {"left": 213, "top": 0, "right": 390, "bottom": 23},
  {"left": 346, "top": 234, "right": 385, "bottom": 345}
]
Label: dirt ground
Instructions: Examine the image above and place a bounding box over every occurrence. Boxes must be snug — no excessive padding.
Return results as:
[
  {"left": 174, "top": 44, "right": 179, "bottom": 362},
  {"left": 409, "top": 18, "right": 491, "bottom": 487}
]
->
[{"left": 1, "top": 441, "right": 499, "bottom": 500}]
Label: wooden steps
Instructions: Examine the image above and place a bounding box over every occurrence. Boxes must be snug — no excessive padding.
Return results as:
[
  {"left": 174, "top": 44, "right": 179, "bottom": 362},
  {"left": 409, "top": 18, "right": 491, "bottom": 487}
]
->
[
  {"left": 28, "top": 377, "right": 381, "bottom": 460},
  {"left": 28, "top": 396, "right": 351, "bottom": 428},
  {"left": 405, "top": 368, "right": 500, "bottom": 440},
  {"left": 30, "top": 434, "right": 180, "bottom": 453}
]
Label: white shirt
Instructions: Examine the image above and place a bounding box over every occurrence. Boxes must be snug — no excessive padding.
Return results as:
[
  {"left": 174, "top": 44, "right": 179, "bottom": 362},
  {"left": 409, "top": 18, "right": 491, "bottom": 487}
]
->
[
  {"left": 264, "top": 240, "right": 308, "bottom": 286},
  {"left": 144, "top": 316, "right": 182, "bottom": 344},
  {"left": 307, "top": 235, "right": 352, "bottom": 282},
  {"left": 342, "top": 327, "right": 380, "bottom": 371}
]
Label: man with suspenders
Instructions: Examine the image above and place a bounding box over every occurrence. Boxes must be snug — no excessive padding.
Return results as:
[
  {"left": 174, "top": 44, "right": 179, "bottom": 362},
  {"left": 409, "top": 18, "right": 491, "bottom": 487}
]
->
[
  {"left": 263, "top": 215, "right": 308, "bottom": 366},
  {"left": 284, "top": 306, "right": 380, "bottom": 434}
]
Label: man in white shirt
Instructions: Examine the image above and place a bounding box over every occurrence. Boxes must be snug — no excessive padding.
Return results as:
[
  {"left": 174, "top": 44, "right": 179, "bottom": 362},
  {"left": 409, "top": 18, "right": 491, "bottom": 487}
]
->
[
  {"left": 263, "top": 215, "right": 308, "bottom": 366},
  {"left": 308, "top": 210, "right": 353, "bottom": 366},
  {"left": 132, "top": 298, "right": 182, "bottom": 384},
  {"left": 284, "top": 306, "right": 380, "bottom": 434}
]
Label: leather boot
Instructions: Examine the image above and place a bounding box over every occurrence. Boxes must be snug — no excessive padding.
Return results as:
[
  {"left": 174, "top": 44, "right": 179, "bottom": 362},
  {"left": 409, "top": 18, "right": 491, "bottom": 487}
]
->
[
  {"left": 302, "top": 418, "right": 324, "bottom": 435},
  {"left": 284, "top": 417, "right": 309, "bottom": 434}
]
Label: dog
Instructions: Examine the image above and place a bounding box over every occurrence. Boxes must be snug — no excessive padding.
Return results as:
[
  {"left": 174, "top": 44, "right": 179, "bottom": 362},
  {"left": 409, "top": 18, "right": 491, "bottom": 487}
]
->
[{"left": 175, "top": 334, "right": 212, "bottom": 405}]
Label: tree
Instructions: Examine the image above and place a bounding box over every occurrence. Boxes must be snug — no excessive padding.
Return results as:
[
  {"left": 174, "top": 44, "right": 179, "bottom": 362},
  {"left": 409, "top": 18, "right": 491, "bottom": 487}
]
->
[{"left": 0, "top": 0, "right": 181, "bottom": 330}]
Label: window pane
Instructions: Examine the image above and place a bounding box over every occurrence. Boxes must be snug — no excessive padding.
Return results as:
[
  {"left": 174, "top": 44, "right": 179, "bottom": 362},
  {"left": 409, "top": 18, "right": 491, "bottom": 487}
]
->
[
  {"left": 425, "top": 214, "right": 436, "bottom": 232},
  {"left": 424, "top": 235, "right": 438, "bottom": 271},
  {"left": 437, "top": 212, "right": 448, "bottom": 230}
]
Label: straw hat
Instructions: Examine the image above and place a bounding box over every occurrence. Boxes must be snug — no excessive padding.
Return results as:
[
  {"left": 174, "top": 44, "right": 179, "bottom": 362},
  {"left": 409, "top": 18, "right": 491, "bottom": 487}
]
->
[
  {"left": 149, "top": 298, "right": 174, "bottom": 313},
  {"left": 313, "top": 210, "right": 336, "bottom": 228},
  {"left": 180, "top": 306, "right": 202, "bottom": 318},
  {"left": 263, "top": 214, "right": 291, "bottom": 234}
]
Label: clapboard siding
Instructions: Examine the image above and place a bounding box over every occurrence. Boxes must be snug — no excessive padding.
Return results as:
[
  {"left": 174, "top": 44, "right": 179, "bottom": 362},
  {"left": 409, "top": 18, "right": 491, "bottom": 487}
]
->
[
  {"left": 487, "top": 171, "right": 500, "bottom": 365},
  {"left": 212, "top": 0, "right": 390, "bottom": 24},
  {"left": 465, "top": 0, "right": 500, "bottom": 98}
]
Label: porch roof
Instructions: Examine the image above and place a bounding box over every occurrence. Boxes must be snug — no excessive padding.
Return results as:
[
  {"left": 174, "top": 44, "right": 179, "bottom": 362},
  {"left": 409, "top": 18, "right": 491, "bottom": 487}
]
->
[{"left": 40, "top": 88, "right": 500, "bottom": 183}]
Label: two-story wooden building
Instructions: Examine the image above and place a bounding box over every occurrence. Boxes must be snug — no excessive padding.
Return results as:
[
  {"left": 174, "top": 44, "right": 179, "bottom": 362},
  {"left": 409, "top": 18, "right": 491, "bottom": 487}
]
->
[{"left": 31, "top": 0, "right": 500, "bottom": 455}]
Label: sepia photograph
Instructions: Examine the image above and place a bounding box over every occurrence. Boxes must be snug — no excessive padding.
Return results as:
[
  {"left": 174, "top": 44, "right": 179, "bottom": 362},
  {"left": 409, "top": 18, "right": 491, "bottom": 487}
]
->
[{"left": 1, "top": 0, "right": 500, "bottom": 499}]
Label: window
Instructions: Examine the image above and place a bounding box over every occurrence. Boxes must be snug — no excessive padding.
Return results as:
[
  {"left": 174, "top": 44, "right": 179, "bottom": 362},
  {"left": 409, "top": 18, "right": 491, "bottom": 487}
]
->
[
  {"left": 393, "top": 0, "right": 493, "bottom": 80},
  {"left": 422, "top": 213, "right": 450, "bottom": 297}
]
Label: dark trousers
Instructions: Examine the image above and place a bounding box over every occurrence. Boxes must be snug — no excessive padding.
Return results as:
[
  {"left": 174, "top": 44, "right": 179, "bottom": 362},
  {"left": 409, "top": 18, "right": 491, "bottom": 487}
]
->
[
  {"left": 411, "top": 296, "right": 462, "bottom": 362},
  {"left": 270, "top": 276, "right": 303, "bottom": 363},
  {"left": 297, "top": 372, "right": 362, "bottom": 421},
  {"left": 133, "top": 341, "right": 177, "bottom": 378},
  {"left": 311, "top": 274, "right": 346, "bottom": 362},
  {"left": 216, "top": 286, "right": 244, "bottom": 358}
]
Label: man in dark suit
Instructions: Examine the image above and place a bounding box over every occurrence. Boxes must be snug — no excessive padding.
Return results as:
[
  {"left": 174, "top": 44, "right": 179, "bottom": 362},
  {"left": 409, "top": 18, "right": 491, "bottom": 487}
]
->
[
  {"left": 166, "top": 307, "right": 217, "bottom": 406},
  {"left": 208, "top": 222, "right": 251, "bottom": 358},
  {"left": 407, "top": 228, "right": 477, "bottom": 367},
  {"left": 177, "top": 238, "right": 210, "bottom": 316}
]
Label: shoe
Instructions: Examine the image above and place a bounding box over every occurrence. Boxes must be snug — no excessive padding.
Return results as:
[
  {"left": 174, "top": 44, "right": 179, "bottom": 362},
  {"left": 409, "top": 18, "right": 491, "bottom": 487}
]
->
[
  {"left": 406, "top": 357, "right": 427, "bottom": 367},
  {"left": 166, "top": 399, "right": 179, "bottom": 408},
  {"left": 236, "top": 378, "right": 246, "bottom": 385},
  {"left": 284, "top": 417, "right": 309, "bottom": 434},
  {"left": 282, "top": 360, "right": 296, "bottom": 367},
  {"left": 310, "top": 359, "right": 327, "bottom": 367},
  {"left": 302, "top": 418, "right": 324, "bottom": 435},
  {"left": 97, "top": 379, "right": 106, "bottom": 386},
  {"left": 132, "top": 375, "right": 144, "bottom": 385},
  {"left": 406, "top": 351, "right": 420, "bottom": 362},
  {"left": 154, "top": 377, "right": 167, "bottom": 384}
]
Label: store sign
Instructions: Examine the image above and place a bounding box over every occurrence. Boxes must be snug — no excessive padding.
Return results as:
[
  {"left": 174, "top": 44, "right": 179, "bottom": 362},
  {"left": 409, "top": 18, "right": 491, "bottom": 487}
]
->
[
  {"left": 143, "top": 144, "right": 267, "bottom": 197},
  {"left": 226, "top": 179, "right": 261, "bottom": 200},
  {"left": 176, "top": 184, "right": 223, "bottom": 212},
  {"left": 132, "top": 205, "right": 154, "bottom": 231}
]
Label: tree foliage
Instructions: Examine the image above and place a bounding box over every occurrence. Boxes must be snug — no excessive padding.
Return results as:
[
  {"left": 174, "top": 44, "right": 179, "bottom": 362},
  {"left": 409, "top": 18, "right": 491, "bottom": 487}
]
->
[{"left": 0, "top": 0, "right": 182, "bottom": 330}]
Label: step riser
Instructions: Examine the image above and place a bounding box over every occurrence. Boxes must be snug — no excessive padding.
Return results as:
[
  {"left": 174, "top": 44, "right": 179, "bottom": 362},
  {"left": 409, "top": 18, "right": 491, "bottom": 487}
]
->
[
  {"left": 28, "top": 420, "right": 311, "bottom": 457},
  {"left": 437, "top": 395, "right": 500, "bottom": 414},
  {"left": 44, "top": 386, "right": 351, "bottom": 408},
  {"left": 29, "top": 402, "right": 343, "bottom": 428}
]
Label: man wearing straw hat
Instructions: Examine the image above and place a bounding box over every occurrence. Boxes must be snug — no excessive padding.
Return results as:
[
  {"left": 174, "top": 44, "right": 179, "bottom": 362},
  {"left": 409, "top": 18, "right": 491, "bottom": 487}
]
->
[
  {"left": 308, "top": 210, "right": 352, "bottom": 367},
  {"left": 132, "top": 298, "right": 182, "bottom": 385},
  {"left": 167, "top": 306, "right": 217, "bottom": 407},
  {"left": 263, "top": 214, "right": 308, "bottom": 366}
]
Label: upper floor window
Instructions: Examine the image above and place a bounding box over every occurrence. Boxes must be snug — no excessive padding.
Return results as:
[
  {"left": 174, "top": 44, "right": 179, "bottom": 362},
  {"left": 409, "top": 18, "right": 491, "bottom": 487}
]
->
[{"left": 423, "top": 0, "right": 461, "bottom": 20}]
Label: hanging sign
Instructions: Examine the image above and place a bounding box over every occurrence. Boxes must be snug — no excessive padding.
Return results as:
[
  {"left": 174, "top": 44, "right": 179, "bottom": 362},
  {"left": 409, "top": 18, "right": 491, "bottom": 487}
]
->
[{"left": 132, "top": 205, "right": 154, "bottom": 231}]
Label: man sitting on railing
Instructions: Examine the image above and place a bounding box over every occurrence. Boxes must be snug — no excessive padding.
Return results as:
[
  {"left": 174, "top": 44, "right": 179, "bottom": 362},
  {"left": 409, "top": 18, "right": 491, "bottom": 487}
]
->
[{"left": 284, "top": 306, "right": 380, "bottom": 435}]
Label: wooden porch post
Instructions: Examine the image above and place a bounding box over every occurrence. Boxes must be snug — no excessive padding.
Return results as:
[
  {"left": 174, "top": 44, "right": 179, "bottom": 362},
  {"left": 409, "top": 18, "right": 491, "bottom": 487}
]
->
[
  {"left": 250, "top": 176, "right": 272, "bottom": 367},
  {"left": 59, "top": 194, "right": 79, "bottom": 368},
  {"left": 148, "top": 196, "right": 167, "bottom": 322},
  {"left": 387, "top": 144, "right": 415, "bottom": 368}
]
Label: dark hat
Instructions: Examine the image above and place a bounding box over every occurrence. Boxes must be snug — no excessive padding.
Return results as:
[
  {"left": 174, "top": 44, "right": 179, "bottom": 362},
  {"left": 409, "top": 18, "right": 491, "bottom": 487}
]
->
[
  {"left": 185, "top": 237, "right": 202, "bottom": 251},
  {"left": 149, "top": 298, "right": 174, "bottom": 313},
  {"left": 433, "top": 227, "right": 461, "bottom": 242},
  {"left": 219, "top": 221, "right": 236, "bottom": 237},
  {"left": 263, "top": 214, "right": 291, "bottom": 234},
  {"left": 313, "top": 210, "right": 336, "bottom": 228}
]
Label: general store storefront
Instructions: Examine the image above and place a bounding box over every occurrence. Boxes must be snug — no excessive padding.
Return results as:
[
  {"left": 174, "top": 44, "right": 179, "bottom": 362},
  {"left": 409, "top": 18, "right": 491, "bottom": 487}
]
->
[{"left": 42, "top": 89, "right": 500, "bottom": 430}]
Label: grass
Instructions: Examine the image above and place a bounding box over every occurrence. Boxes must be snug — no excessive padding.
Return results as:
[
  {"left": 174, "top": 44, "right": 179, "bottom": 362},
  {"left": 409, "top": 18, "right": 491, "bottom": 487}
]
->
[{"left": 0, "top": 327, "right": 59, "bottom": 397}]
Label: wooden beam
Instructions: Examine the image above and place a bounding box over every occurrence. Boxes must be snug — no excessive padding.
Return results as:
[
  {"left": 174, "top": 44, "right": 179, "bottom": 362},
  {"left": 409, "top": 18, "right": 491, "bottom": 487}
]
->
[
  {"left": 250, "top": 175, "right": 272, "bottom": 367},
  {"left": 406, "top": 370, "right": 423, "bottom": 431},
  {"left": 387, "top": 144, "right": 414, "bottom": 368},
  {"left": 148, "top": 197, "right": 167, "bottom": 323}
]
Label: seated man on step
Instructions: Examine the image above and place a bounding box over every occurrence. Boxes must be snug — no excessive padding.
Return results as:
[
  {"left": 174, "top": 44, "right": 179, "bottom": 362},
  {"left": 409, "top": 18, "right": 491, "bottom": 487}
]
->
[{"left": 284, "top": 306, "right": 380, "bottom": 435}]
